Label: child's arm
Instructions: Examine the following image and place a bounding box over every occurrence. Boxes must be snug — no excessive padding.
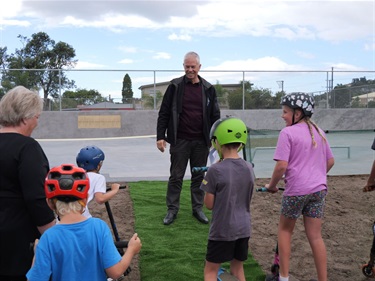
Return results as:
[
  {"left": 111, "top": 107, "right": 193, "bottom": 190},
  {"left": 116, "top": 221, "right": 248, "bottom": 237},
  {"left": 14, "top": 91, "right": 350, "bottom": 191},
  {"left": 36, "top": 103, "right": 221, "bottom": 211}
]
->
[
  {"left": 105, "top": 233, "right": 142, "bottom": 279},
  {"left": 204, "top": 192, "right": 214, "bottom": 210},
  {"left": 30, "top": 239, "right": 39, "bottom": 268},
  {"left": 94, "top": 183, "right": 120, "bottom": 204},
  {"left": 364, "top": 160, "right": 375, "bottom": 192},
  {"left": 327, "top": 157, "right": 335, "bottom": 173},
  {"left": 266, "top": 160, "right": 288, "bottom": 193}
]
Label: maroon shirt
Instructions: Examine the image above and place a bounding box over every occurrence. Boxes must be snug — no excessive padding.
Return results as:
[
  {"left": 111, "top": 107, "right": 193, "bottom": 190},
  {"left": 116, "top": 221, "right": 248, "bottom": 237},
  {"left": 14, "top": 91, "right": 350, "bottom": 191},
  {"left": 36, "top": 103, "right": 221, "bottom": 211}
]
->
[{"left": 177, "top": 81, "right": 204, "bottom": 140}]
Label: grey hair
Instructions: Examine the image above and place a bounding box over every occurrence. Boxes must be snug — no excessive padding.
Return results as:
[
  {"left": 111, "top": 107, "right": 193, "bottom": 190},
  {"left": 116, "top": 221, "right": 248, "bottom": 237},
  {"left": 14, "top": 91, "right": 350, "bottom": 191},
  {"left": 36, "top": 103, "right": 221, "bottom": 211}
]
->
[
  {"left": 0, "top": 86, "right": 43, "bottom": 126},
  {"left": 184, "top": 51, "right": 200, "bottom": 64}
]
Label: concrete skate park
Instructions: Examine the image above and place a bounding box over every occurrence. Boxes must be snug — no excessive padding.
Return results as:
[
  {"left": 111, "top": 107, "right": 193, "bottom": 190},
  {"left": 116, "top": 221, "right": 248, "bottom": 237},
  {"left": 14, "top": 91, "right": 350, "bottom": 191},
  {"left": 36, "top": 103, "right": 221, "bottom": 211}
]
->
[{"left": 33, "top": 108, "right": 375, "bottom": 182}]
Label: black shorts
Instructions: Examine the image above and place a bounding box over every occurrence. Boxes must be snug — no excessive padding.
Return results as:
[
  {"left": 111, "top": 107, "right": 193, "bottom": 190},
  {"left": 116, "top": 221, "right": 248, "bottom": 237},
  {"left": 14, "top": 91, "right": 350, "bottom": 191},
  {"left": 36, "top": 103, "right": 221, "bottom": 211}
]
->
[{"left": 206, "top": 237, "right": 249, "bottom": 264}]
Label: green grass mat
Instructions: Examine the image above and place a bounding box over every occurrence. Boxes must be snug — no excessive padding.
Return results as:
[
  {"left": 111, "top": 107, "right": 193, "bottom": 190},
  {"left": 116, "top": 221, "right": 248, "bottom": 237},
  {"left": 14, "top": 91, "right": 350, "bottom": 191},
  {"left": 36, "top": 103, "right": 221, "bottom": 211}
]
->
[{"left": 130, "top": 180, "right": 266, "bottom": 281}]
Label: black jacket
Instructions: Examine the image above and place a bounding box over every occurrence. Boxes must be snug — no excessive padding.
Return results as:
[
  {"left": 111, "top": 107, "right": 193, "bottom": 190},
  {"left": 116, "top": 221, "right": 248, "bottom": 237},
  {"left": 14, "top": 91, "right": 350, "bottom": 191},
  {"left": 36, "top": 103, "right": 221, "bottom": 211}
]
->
[{"left": 157, "top": 75, "right": 221, "bottom": 147}]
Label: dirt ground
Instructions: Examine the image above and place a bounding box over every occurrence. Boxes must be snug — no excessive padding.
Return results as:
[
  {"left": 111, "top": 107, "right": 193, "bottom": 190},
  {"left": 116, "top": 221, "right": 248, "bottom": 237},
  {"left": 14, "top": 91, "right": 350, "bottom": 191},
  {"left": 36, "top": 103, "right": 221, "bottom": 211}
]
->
[{"left": 95, "top": 174, "right": 374, "bottom": 281}]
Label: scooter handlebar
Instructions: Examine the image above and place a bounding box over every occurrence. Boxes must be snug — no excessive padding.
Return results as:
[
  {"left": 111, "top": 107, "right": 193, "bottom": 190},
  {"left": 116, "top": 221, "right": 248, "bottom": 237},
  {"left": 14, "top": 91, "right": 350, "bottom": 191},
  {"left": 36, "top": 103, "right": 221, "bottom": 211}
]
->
[
  {"left": 256, "top": 187, "right": 285, "bottom": 192},
  {"left": 106, "top": 184, "right": 127, "bottom": 192}
]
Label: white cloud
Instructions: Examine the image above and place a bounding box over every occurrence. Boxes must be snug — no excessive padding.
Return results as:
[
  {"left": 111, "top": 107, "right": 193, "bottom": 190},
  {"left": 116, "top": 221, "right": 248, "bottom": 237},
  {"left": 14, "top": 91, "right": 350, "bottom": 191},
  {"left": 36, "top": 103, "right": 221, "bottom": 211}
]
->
[
  {"left": 364, "top": 42, "right": 375, "bottom": 51},
  {"left": 3, "top": 1, "right": 373, "bottom": 43},
  {"left": 0, "top": 19, "right": 30, "bottom": 27},
  {"left": 296, "top": 51, "right": 315, "bottom": 60},
  {"left": 329, "top": 63, "right": 366, "bottom": 71},
  {"left": 75, "top": 61, "right": 106, "bottom": 69},
  {"left": 152, "top": 52, "right": 171, "bottom": 60},
  {"left": 168, "top": 33, "right": 192, "bottom": 41},
  {"left": 118, "top": 59, "right": 134, "bottom": 64},
  {"left": 205, "top": 57, "right": 302, "bottom": 71},
  {"left": 0, "top": 0, "right": 22, "bottom": 19},
  {"left": 118, "top": 46, "right": 138, "bottom": 53}
]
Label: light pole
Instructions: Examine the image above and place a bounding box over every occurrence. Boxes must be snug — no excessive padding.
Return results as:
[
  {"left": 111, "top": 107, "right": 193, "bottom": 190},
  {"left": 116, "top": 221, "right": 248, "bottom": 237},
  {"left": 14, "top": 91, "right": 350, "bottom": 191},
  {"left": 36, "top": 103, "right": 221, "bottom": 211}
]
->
[{"left": 277, "top": 80, "right": 284, "bottom": 93}]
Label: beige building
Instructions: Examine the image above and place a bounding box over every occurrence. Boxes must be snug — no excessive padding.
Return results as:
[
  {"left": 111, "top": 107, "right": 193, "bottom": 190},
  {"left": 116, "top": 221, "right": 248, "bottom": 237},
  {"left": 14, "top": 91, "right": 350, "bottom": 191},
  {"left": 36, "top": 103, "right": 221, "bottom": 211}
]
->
[{"left": 352, "top": 92, "right": 375, "bottom": 106}]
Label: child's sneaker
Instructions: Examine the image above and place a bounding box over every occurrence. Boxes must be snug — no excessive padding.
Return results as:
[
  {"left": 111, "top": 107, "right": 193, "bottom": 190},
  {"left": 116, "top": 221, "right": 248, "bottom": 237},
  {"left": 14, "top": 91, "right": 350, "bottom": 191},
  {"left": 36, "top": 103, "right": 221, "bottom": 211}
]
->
[
  {"left": 265, "top": 273, "right": 279, "bottom": 281},
  {"left": 217, "top": 268, "right": 239, "bottom": 281}
]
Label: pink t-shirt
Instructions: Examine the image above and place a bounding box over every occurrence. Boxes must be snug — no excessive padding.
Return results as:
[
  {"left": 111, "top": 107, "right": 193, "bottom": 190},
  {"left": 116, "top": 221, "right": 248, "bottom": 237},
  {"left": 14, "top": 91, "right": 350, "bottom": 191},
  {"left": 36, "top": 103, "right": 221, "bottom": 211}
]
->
[{"left": 274, "top": 123, "right": 334, "bottom": 196}]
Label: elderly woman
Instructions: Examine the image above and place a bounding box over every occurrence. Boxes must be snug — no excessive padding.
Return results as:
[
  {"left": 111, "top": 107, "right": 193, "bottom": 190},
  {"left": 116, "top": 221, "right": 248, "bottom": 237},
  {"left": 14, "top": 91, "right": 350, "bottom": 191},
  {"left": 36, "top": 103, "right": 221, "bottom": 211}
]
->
[{"left": 0, "top": 86, "right": 55, "bottom": 281}]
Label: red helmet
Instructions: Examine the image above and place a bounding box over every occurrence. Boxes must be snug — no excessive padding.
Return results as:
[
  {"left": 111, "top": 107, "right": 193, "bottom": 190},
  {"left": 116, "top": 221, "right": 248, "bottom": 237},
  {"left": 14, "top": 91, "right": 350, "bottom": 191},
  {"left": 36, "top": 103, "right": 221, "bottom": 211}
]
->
[{"left": 45, "top": 164, "right": 90, "bottom": 201}]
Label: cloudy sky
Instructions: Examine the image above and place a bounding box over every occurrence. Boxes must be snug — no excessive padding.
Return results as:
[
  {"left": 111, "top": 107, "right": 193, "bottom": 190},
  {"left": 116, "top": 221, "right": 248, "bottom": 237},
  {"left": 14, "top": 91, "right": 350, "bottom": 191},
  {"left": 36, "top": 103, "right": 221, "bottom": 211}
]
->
[{"left": 0, "top": 0, "right": 374, "bottom": 99}]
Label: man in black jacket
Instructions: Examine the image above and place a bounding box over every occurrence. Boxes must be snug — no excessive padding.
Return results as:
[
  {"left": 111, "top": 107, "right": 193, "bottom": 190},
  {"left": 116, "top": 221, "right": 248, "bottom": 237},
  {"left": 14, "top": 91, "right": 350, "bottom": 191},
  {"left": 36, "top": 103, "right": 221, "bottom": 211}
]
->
[{"left": 156, "top": 51, "right": 221, "bottom": 225}]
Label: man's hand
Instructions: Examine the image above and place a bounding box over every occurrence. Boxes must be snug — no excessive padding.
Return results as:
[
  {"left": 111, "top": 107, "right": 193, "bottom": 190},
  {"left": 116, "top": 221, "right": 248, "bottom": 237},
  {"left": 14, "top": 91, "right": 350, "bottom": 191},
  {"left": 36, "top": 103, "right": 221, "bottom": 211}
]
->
[{"left": 156, "top": 140, "right": 166, "bottom": 153}]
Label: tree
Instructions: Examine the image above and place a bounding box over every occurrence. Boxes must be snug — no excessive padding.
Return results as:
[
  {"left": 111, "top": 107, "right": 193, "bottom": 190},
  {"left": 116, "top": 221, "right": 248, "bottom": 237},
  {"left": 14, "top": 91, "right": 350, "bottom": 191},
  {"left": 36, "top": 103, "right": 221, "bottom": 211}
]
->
[
  {"left": 250, "top": 88, "right": 273, "bottom": 109},
  {"left": 0, "top": 48, "right": 9, "bottom": 99},
  {"left": 3, "top": 32, "right": 77, "bottom": 109},
  {"left": 227, "top": 80, "right": 254, "bottom": 109},
  {"left": 214, "top": 80, "right": 229, "bottom": 108},
  {"left": 60, "top": 88, "right": 106, "bottom": 109},
  {"left": 350, "top": 97, "right": 360, "bottom": 108},
  {"left": 143, "top": 90, "right": 163, "bottom": 109},
  {"left": 270, "top": 91, "right": 284, "bottom": 109},
  {"left": 330, "top": 85, "right": 352, "bottom": 108},
  {"left": 122, "top": 73, "right": 133, "bottom": 103}
]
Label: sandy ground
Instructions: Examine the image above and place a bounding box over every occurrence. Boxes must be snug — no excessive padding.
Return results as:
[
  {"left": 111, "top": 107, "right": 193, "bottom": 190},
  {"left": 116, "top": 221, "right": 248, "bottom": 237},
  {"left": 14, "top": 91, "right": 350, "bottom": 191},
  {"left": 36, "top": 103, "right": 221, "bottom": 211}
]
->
[{"left": 93, "top": 174, "right": 373, "bottom": 281}]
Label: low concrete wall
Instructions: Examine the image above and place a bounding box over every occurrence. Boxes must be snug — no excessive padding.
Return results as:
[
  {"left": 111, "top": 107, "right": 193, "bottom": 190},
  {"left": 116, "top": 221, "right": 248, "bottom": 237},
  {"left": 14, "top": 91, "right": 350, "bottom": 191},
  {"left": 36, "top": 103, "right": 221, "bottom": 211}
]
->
[{"left": 32, "top": 108, "right": 375, "bottom": 139}]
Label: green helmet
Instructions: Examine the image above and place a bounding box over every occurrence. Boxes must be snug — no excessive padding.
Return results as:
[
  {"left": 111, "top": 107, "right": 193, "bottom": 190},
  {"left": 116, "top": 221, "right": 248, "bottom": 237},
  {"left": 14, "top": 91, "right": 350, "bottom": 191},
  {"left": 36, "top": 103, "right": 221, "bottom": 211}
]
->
[{"left": 210, "top": 117, "right": 248, "bottom": 147}]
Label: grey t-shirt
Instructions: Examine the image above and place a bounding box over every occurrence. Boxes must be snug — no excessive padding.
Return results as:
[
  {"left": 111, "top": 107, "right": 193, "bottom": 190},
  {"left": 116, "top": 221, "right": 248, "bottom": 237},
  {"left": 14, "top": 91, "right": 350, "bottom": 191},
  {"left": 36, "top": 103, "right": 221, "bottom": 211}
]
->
[{"left": 200, "top": 158, "right": 254, "bottom": 241}]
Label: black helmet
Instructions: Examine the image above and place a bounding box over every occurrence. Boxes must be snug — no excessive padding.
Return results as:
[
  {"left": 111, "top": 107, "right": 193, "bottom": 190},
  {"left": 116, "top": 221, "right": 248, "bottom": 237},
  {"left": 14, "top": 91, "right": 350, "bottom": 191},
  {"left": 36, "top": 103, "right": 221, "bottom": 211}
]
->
[{"left": 280, "top": 92, "right": 314, "bottom": 117}]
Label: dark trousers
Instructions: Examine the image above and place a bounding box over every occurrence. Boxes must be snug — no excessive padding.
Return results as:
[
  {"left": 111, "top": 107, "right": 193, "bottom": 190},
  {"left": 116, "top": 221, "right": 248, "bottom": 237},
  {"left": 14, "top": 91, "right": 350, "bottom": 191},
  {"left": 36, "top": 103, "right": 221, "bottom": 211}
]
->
[{"left": 166, "top": 139, "right": 209, "bottom": 214}]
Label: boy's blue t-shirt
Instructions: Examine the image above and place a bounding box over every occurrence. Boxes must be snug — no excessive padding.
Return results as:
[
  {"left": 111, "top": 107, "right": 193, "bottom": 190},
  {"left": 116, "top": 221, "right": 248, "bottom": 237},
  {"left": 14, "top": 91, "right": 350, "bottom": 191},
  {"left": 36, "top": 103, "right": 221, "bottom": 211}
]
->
[{"left": 27, "top": 217, "right": 121, "bottom": 281}]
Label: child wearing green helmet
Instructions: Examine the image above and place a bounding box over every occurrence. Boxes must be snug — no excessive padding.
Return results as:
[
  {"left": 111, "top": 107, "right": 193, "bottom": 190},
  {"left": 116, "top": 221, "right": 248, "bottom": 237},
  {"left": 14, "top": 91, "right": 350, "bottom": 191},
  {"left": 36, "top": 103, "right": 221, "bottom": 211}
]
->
[{"left": 200, "top": 117, "right": 255, "bottom": 281}]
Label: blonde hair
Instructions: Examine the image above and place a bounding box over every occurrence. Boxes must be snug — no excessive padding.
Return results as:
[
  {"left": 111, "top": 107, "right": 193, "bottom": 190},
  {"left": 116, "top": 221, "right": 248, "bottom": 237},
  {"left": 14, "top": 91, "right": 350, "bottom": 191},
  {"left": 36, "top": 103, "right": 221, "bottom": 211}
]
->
[
  {"left": 52, "top": 198, "right": 86, "bottom": 217},
  {"left": 303, "top": 116, "right": 327, "bottom": 148},
  {"left": 0, "top": 86, "right": 43, "bottom": 126}
]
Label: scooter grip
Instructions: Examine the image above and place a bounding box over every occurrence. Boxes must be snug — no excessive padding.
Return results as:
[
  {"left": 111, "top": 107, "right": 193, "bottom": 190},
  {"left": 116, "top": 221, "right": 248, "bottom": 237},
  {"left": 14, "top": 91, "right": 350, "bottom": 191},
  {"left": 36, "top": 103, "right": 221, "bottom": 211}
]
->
[
  {"left": 114, "top": 240, "right": 128, "bottom": 248},
  {"left": 191, "top": 167, "right": 209, "bottom": 173},
  {"left": 256, "top": 187, "right": 285, "bottom": 192}
]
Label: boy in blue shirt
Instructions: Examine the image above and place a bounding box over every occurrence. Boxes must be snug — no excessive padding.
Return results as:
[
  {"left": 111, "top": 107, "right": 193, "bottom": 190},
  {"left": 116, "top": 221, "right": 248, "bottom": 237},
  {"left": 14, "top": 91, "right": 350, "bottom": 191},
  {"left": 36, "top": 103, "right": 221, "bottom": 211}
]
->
[{"left": 27, "top": 164, "right": 142, "bottom": 281}]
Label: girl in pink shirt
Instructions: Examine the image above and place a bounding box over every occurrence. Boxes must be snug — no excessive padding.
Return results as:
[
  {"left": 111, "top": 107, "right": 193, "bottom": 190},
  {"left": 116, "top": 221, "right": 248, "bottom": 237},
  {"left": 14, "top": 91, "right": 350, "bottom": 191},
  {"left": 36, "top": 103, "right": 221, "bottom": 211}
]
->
[{"left": 265, "top": 92, "right": 334, "bottom": 281}]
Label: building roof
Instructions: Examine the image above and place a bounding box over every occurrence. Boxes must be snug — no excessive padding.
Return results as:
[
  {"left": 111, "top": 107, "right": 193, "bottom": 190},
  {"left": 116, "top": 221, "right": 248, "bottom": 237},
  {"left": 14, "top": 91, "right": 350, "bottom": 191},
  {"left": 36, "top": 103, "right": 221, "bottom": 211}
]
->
[
  {"left": 355, "top": 92, "right": 375, "bottom": 98},
  {"left": 77, "top": 102, "right": 134, "bottom": 110}
]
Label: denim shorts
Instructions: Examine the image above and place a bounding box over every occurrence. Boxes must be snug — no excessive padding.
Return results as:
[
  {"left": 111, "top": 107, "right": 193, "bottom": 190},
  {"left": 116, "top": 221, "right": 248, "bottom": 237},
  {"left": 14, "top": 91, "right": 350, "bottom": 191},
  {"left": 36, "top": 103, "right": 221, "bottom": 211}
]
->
[{"left": 281, "top": 189, "right": 327, "bottom": 219}]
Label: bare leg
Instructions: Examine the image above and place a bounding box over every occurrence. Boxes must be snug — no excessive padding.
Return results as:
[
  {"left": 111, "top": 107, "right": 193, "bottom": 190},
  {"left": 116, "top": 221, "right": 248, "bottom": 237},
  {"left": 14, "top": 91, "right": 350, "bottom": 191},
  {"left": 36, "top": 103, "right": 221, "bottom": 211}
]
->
[
  {"left": 304, "top": 216, "right": 327, "bottom": 281},
  {"left": 204, "top": 260, "right": 221, "bottom": 281},
  {"left": 278, "top": 214, "right": 297, "bottom": 278},
  {"left": 230, "top": 259, "right": 246, "bottom": 281}
]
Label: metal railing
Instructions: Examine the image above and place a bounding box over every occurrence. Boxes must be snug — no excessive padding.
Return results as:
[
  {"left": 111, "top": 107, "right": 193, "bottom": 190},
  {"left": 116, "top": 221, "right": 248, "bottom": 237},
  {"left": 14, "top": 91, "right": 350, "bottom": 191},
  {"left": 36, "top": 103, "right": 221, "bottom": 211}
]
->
[{"left": 1, "top": 68, "right": 375, "bottom": 110}]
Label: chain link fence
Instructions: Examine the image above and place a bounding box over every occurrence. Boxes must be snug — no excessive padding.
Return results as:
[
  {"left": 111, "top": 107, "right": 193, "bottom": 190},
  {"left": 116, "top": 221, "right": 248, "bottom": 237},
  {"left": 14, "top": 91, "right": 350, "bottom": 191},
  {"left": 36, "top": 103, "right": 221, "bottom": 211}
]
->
[{"left": 1, "top": 69, "right": 375, "bottom": 110}]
